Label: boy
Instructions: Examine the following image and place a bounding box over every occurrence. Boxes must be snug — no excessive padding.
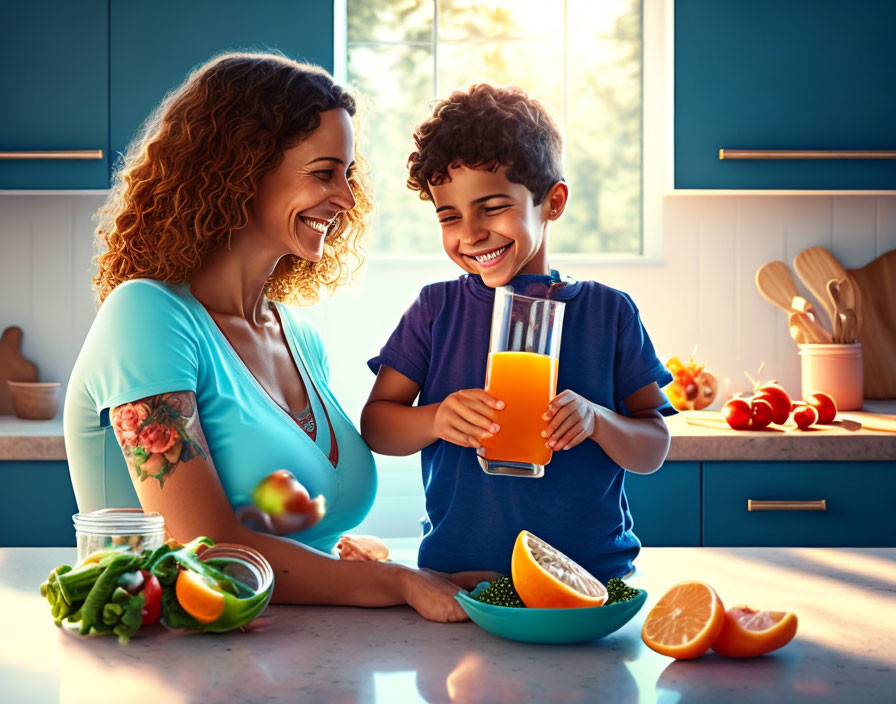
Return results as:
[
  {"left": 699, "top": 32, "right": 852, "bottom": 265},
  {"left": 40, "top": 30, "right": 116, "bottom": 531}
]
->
[{"left": 361, "top": 84, "right": 674, "bottom": 582}]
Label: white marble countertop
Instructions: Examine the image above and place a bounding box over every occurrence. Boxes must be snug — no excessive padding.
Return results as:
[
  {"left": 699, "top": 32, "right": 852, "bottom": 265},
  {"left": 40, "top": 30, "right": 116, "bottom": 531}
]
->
[{"left": 2, "top": 540, "right": 894, "bottom": 703}]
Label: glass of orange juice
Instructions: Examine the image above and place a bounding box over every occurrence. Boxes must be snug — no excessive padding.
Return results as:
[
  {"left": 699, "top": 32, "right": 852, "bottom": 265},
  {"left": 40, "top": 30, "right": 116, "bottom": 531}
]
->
[{"left": 478, "top": 286, "right": 565, "bottom": 478}]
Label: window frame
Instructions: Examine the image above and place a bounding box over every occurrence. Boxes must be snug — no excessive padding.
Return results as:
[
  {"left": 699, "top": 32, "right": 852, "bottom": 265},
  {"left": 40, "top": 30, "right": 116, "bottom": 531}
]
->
[{"left": 335, "top": 0, "right": 669, "bottom": 265}]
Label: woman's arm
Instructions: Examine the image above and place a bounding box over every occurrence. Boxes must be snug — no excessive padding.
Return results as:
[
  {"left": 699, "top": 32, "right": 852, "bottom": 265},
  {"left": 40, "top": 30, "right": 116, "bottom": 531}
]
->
[
  {"left": 361, "top": 365, "right": 502, "bottom": 455},
  {"left": 543, "top": 382, "right": 671, "bottom": 474},
  {"left": 110, "top": 391, "right": 482, "bottom": 621}
]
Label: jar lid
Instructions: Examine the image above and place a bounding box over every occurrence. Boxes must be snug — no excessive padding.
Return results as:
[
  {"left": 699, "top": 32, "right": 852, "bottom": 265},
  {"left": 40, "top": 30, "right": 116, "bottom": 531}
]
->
[{"left": 73, "top": 508, "right": 165, "bottom": 536}]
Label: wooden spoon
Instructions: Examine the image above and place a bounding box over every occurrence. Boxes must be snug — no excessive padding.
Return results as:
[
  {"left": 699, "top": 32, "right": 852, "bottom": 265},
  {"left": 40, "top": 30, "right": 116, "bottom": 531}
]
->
[
  {"left": 826, "top": 279, "right": 845, "bottom": 343},
  {"left": 793, "top": 246, "right": 863, "bottom": 331},
  {"left": 789, "top": 311, "right": 833, "bottom": 344}
]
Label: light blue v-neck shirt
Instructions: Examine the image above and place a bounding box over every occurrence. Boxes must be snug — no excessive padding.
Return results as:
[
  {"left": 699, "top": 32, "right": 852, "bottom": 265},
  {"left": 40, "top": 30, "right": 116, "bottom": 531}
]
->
[{"left": 64, "top": 279, "right": 377, "bottom": 553}]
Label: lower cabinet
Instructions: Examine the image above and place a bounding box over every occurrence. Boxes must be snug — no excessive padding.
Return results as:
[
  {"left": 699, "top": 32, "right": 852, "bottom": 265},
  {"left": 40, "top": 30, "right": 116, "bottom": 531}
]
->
[
  {"left": 627, "top": 460, "right": 896, "bottom": 548},
  {"left": 626, "top": 461, "right": 701, "bottom": 547},
  {"left": 703, "top": 461, "right": 896, "bottom": 547},
  {"left": 0, "top": 461, "right": 77, "bottom": 547}
]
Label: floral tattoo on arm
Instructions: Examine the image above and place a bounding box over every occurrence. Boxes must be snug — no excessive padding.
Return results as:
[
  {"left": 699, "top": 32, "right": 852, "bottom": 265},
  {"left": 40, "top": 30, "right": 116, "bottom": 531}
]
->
[{"left": 111, "top": 392, "right": 209, "bottom": 487}]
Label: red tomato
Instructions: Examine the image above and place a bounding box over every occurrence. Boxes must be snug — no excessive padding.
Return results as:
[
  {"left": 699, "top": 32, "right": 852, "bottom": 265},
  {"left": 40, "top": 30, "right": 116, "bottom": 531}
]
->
[
  {"left": 754, "top": 382, "right": 792, "bottom": 425},
  {"left": 749, "top": 398, "right": 774, "bottom": 430},
  {"left": 722, "top": 397, "right": 752, "bottom": 430},
  {"left": 792, "top": 404, "right": 819, "bottom": 431},
  {"left": 805, "top": 391, "right": 837, "bottom": 424},
  {"left": 139, "top": 570, "right": 162, "bottom": 625}
]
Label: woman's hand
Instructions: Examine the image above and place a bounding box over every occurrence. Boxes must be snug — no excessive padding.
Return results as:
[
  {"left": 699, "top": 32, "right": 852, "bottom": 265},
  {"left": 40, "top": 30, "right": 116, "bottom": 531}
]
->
[
  {"left": 542, "top": 390, "right": 598, "bottom": 452},
  {"left": 336, "top": 534, "right": 390, "bottom": 561},
  {"left": 433, "top": 389, "right": 504, "bottom": 448},
  {"left": 398, "top": 567, "right": 471, "bottom": 622}
]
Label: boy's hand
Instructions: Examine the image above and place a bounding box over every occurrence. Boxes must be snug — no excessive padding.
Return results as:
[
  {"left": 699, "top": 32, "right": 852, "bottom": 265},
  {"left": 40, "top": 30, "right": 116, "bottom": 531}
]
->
[
  {"left": 542, "top": 390, "right": 597, "bottom": 451},
  {"left": 434, "top": 389, "right": 504, "bottom": 448}
]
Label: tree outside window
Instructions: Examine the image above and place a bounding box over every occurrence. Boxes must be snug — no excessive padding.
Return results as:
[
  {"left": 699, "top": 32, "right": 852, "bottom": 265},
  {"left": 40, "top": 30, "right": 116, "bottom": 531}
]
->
[{"left": 347, "top": 0, "right": 642, "bottom": 256}]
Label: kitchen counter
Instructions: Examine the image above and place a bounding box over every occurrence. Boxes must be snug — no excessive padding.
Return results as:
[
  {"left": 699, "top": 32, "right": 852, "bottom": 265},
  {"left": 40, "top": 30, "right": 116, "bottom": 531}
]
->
[
  {"left": 2, "top": 541, "right": 894, "bottom": 703},
  {"left": 3, "top": 402, "right": 895, "bottom": 462}
]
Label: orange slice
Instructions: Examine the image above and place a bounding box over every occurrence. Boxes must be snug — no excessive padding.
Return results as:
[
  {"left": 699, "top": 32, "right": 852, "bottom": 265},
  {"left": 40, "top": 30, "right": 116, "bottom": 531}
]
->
[
  {"left": 711, "top": 605, "right": 798, "bottom": 658},
  {"left": 641, "top": 581, "right": 725, "bottom": 659},
  {"left": 510, "top": 530, "right": 607, "bottom": 608},
  {"left": 175, "top": 569, "right": 226, "bottom": 624}
]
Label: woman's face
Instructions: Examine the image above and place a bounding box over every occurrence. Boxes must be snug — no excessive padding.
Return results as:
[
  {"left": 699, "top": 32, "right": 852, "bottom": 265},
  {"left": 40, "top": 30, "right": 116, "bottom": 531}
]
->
[{"left": 248, "top": 108, "right": 356, "bottom": 262}]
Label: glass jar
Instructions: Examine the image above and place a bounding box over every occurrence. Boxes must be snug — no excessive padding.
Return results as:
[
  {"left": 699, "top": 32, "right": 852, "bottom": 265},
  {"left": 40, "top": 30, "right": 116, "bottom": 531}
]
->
[{"left": 73, "top": 508, "right": 165, "bottom": 564}]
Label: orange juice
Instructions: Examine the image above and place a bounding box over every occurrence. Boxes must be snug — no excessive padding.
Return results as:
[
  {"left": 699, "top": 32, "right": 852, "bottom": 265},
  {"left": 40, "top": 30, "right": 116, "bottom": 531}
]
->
[{"left": 480, "top": 351, "right": 558, "bottom": 466}]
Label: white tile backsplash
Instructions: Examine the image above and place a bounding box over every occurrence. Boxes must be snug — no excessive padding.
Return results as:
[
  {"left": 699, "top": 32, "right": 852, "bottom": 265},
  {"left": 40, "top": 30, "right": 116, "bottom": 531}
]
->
[{"left": 2, "top": 192, "right": 894, "bottom": 535}]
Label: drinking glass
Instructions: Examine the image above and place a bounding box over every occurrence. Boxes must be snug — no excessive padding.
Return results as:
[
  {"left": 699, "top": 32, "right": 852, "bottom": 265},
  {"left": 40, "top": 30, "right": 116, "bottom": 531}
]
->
[{"left": 478, "top": 286, "right": 565, "bottom": 478}]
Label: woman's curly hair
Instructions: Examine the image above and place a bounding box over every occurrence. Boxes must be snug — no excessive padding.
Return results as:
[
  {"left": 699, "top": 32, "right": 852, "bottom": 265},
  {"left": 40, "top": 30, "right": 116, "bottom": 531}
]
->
[
  {"left": 407, "top": 83, "right": 563, "bottom": 204},
  {"left": 94, "top": 52, "right": 372, "bottom": 306}
]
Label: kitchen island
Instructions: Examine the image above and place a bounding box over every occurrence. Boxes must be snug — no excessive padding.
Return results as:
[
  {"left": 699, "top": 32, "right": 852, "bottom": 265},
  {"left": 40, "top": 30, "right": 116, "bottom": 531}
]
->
[{"left": 2, "top": 542, "right": 893, "bottom": 703}]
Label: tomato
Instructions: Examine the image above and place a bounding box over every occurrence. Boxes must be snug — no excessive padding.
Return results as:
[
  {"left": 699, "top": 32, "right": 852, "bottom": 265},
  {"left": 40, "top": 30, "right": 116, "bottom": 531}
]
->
[
  {"left": 792, "top": 404, "right": 819, "bottom": 431},
  {"left": 139, "top": 570, "right": 162, "bottom": 625},
  {"left": 753, "top": 382, "right": 792, "bottom": 425},
  {"left": 805, "top": 391, "right": 837, "bottom": 424},
  {"left": 749, "top": 398, "right": 774, "bottom": 430},
  {"left": 722, "top": 397, "right": 751, "bottom": 430}
]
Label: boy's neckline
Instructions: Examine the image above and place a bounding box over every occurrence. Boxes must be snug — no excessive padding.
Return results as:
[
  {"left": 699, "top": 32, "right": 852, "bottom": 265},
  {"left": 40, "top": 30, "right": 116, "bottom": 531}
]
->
[{"left": 466, "top": 269, "right": 582, "bottom": 302}]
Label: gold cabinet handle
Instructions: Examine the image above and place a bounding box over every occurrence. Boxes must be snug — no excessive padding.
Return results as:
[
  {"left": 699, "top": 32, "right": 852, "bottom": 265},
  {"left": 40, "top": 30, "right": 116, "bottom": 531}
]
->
[
  {"left": 0, "top": 150, "right": 103, "bottom": 160},
  {"left": 748, "top": 499, "right": 827, "bottom": 511},
  {"left": 720, "top": 149, "right": 896, "bottom": 160}
]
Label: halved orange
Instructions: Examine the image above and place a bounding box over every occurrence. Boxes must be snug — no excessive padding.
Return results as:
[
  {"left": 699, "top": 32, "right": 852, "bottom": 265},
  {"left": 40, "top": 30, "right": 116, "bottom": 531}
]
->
[
  {"left": 175, "top": 569, "right": 226, "bottom": 624},
  {"left": 641, "top": 581, "right": 725, "bottom": 659},
  {"left": 711, "top": 605, "right": 798, "bottom": 658},
  {"left": 510, "top": 530, "right": 608, "bottom": 608}
]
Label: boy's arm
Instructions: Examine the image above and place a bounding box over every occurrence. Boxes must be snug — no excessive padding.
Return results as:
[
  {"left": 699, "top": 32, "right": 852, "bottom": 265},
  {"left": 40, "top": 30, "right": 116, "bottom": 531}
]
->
[
  {"left": 361, "top": 365, "right": 502, "bottom": 456},
  {"left": 543, "top": 382, "right": 671, "bottom": 474}
]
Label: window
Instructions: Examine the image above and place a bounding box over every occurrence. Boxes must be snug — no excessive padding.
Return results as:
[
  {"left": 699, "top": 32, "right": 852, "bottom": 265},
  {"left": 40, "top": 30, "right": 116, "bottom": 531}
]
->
[{"left": 346, "top": 0, "right": 645, "bottom": 257}]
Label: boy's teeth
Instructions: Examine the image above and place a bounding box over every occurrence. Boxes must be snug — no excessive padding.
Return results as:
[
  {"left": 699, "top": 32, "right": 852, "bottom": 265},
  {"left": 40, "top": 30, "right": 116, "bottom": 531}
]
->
[
  {"left": 301, "top": 217, "right": 329, "bottom": 233},
  {"left": 475, "top": 246, "right": 508, "bottom": 263}
]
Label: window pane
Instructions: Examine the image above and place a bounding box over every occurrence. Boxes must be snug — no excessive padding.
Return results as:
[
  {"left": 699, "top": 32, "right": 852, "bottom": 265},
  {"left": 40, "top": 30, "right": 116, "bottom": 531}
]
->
[
  {"left": 436, "top": 39, "right": 564, "bottom": 121},
  {"left": 348, "top": 0, "right": 433, "bottom": 44},
  {"left": 437, "top": 0, "right": 563, "bottom": 41},
  {"left": 554, "top": 0, "right": 642, "bottom": 254},
  {"left": 347, "top": 44, "right": 441, "bottom": 254}
]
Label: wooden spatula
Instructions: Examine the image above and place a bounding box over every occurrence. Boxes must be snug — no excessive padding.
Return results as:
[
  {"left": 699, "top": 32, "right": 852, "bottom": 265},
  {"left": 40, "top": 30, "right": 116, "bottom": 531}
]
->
[{"left": 793, "top": 246, "right": 863, "bottom": 331}]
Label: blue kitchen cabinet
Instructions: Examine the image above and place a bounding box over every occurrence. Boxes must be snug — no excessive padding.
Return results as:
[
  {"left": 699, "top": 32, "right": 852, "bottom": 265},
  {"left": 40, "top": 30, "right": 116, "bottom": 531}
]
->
[
  {"left": 675, "top": 0, "right": 896, "bottom": 189},
  {"left": 626, "top": 461, "right": 701, "bottom": 546},
  {"left": 0, "top": 0, "right": 109, "bottom": 189},
  {"left": 0, "top": 461, "right": 77, "bottom": 547},
  {"left": 109, "top": 0, "right": 336, "bottom": 170},
  {"left": 703, "top": 461, "right": 896, "bottom": 547}
]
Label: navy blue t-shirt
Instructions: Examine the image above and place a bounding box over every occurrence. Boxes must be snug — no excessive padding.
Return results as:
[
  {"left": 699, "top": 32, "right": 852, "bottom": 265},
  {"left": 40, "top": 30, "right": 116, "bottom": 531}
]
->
[{"left": 368, "top": 271, "right": 674, "bottom": 581}]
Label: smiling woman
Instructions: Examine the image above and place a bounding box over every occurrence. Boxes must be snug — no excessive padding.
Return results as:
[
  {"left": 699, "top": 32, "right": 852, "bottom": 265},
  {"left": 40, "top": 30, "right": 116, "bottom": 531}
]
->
[{"left": 63, "top": 52, "right": 495, "bottom": 623}]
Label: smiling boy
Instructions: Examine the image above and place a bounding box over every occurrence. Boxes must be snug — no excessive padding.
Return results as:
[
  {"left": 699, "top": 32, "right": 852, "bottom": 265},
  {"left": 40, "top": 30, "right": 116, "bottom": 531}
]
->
[{"left": 361, "top": 84, "right": 674, "bottom": 581}]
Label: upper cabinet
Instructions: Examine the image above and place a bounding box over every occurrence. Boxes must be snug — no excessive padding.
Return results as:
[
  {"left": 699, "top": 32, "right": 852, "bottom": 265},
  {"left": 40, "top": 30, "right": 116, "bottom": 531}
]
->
[
  {"left": 0, "top": 0, "right": 109, "bottom": 189},
  {"left": 674, "top": 0, "right": 896, "bottom": 190},
  {"left": 1, "top": 0, "right": 335, "bottom": 190},
  {"left": 109, "top": 0, "right": 335, "bottom": 170}
]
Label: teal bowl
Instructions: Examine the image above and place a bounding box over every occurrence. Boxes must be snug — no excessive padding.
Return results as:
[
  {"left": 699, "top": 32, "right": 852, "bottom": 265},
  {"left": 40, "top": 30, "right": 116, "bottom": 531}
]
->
[{"left": 455, "top": 582, "right": 648, "bottom": 644}]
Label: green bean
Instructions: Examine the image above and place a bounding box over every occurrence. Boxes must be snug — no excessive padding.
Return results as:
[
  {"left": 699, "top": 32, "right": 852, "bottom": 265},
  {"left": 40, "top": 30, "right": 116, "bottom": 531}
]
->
[{"left": 79, "top": 553, "right": 140, "bottom": 635}]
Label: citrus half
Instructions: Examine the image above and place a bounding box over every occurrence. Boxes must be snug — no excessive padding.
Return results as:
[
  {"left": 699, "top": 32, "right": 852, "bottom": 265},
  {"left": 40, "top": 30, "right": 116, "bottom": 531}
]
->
[
  {"left": 711, "top": 605, "right": 798, "bottom": 657},
  {"left": 510, "top": 530, "right": 608, "bottom": 608},
  {"left": 641, "top": 581, "right": 725, "bottom": 659}
]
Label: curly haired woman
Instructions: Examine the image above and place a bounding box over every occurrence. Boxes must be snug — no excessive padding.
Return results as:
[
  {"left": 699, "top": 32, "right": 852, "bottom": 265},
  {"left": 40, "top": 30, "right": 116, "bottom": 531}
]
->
[{"left": 64, "top": 53, "right": 492, "bottom": 622}]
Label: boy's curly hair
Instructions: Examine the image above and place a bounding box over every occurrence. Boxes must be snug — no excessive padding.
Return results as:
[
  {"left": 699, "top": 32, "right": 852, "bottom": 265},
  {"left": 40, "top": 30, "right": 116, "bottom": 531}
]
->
[
  {"left": 407, "top": 84, "right": 563, "bottom": 204},
  {"left": 93, "top": 52, "right": 372, "bottom": 307}
]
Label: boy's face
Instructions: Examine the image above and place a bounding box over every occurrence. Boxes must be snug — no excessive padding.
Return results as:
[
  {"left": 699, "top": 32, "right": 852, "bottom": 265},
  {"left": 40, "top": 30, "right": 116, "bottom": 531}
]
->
[{"left": 429, "top": 165, "right": 550, "bottom": 286}]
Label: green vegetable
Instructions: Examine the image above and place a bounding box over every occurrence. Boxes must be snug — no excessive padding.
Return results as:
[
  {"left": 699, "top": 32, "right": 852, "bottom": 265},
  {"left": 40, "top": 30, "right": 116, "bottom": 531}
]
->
[
  {"left": 605, "top": 577, "right": 640, "bottom": 604},
  {"left": 79, "top": 553, "right": 141, "bottom": 635},
  {"left": 57, "top": 564, "right": 103, "bottom": 604},
  {"left": 41, "top": 565, "right": 76, "bottom": 626},
  {"left": 473, "top": 577, "right": 525, "bottom": 608}
]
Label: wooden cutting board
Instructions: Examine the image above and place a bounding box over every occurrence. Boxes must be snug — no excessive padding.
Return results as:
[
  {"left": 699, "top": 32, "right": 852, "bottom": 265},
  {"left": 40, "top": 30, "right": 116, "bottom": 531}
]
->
[
  {"left": 0, "top": 326, "right": 39, "bottom": 414},
  {"left": 848, "top": 250, "right": 896, "bottom": 399}
]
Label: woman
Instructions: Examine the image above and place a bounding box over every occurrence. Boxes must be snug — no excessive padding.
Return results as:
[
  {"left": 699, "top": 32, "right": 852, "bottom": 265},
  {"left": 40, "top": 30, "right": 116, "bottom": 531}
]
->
[{"left": 64, "top": 52, "right": 490, "bottom": 622}]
